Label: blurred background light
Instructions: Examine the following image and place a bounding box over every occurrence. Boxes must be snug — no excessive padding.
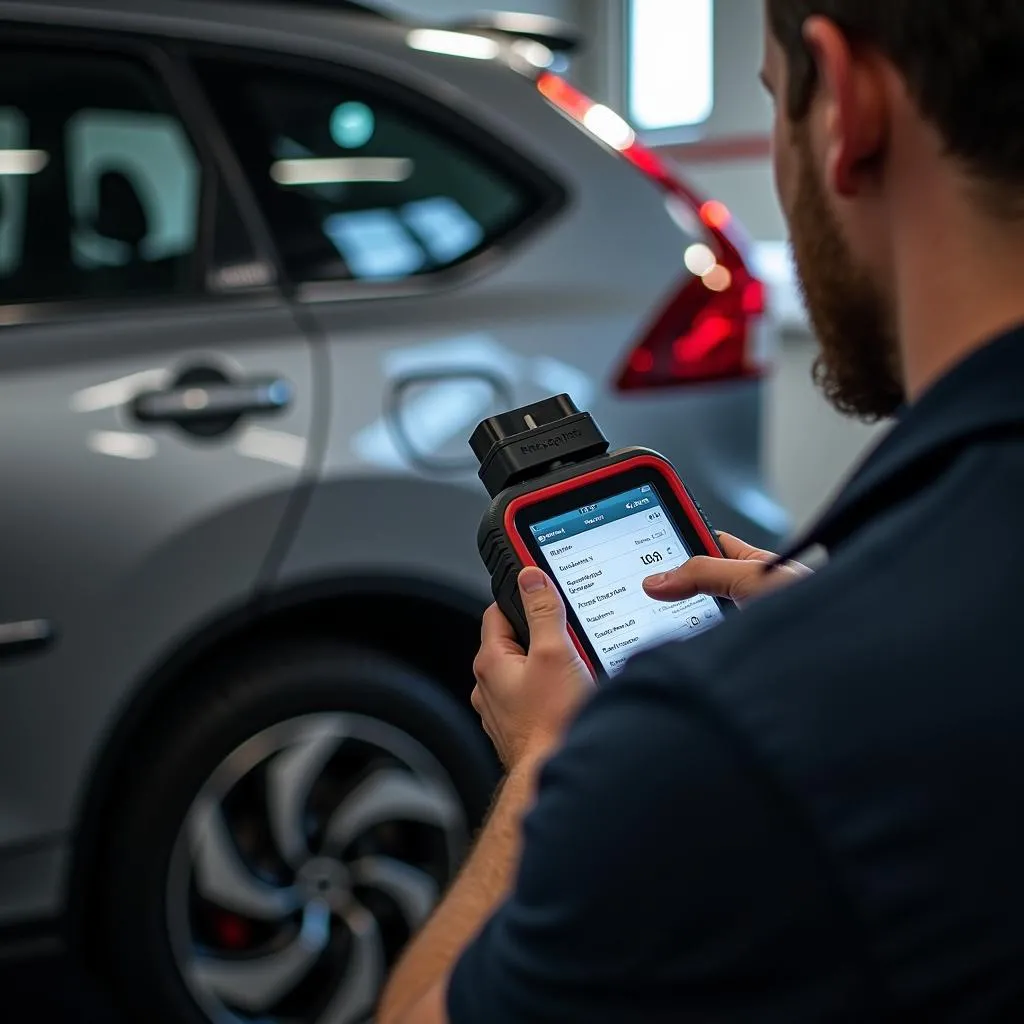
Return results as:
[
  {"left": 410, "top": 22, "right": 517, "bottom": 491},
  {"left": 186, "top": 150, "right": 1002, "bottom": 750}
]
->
[
  {"left": 330, "top": 102, "right": 376, "bottom": 149},
  {"left": 0, "top": 148, "right": 49, "bottom": 175},
  {"left": 270, "top": 157, "right": 413, "bottom": 186},
  {"left": 581, "top": 105, "right": 636, "bottom": 151},
  {"left": 628, "top": 0, "right": 714, "bottom": 131},
  {"left": 406, "top": 29, "right": 500, "bottom": 60}
]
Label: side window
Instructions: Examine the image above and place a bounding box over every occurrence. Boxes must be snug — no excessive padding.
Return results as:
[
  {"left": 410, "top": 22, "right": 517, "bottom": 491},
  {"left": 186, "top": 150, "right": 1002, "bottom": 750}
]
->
[
  {"left": 0, "top": 47, "right": 202, "bottom": 304},
  {"left": 0, "top": 106, "right": 29, "bottom": 281},
  {"left": 193, "top": 57, "right": 542, "bottom": 284}
]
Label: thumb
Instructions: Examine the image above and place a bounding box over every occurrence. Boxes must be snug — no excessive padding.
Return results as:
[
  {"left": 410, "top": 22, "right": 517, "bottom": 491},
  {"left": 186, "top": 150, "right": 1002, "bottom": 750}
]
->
[
  {"left": 518, "top": 567, "right": 567, "bottom": 645},
  {"left": 643, "top": 556, "right": 772, "bottom": 603}
]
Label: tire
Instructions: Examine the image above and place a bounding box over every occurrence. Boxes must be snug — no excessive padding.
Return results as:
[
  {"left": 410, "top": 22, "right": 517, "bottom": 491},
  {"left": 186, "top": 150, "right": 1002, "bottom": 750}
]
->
[{"left": 99, "top": 642, "right": 498, "bottom": 1024}]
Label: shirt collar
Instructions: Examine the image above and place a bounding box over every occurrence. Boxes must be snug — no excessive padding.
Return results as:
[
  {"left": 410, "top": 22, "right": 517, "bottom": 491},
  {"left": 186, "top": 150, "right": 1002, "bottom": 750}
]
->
[{"left": 778, "top": 323, "right": 1024, "bottom": 561}]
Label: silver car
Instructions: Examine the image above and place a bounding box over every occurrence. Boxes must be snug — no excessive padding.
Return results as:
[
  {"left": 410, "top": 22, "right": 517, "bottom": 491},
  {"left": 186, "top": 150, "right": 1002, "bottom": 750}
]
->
[{"left": 0, "top": 0, "right": 787, "bottom": 1020}]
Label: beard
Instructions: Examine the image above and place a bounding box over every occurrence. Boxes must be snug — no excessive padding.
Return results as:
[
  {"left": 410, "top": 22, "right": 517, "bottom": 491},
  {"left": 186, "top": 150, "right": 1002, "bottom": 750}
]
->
[{"left": 788, "top": 129, "right": 904, "bottom": 421}]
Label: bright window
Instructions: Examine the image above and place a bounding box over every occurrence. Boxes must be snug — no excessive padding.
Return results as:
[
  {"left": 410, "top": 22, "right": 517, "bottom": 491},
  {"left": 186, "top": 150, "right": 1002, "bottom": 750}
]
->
[{"left": 628, "top": 0, "right": 714, "bottom": 131}]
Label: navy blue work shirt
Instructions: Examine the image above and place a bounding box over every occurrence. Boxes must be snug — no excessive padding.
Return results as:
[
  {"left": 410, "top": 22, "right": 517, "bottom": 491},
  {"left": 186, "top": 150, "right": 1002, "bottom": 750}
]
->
[{"left": 447, "top": 325, "right": 1024, "bottom": 1022}]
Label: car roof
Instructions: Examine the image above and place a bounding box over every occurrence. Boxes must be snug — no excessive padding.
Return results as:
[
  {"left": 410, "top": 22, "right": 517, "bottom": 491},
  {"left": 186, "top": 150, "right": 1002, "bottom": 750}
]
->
[
  {"left": 0, "top": 0, "right": 596, "bottom": 189},
  {"left": 236, "top": 0, "right": 395, "bottom": 18},
  {"left": 0, "top": 0, "right": 416, "bottom": 54}
]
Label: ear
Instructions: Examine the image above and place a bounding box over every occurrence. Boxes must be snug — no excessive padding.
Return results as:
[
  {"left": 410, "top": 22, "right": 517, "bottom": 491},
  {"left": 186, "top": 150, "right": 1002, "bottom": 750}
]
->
[{"left": 802, "top": 16, "right": 887, "bottom": 198}]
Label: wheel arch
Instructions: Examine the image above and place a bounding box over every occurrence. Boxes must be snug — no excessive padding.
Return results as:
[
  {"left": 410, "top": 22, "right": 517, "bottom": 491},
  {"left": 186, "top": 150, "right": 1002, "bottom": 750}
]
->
[{"left": 67, "top": 572, "right": 489, "bottom": 957}]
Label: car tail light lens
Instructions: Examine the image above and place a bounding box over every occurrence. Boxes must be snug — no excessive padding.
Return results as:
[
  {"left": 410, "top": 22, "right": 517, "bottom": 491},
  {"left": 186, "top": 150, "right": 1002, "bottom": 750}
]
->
[
  {"left": 536, "top": 72, "right": 767, "bottom": 390},
  {"left": 616, "top": 189, "right": 766, "bottom": 390}
]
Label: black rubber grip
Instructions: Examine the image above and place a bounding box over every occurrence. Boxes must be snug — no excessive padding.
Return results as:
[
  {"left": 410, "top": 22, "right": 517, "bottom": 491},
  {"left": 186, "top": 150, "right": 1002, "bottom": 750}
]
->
[
  {"left": 692, "top": 499, "right": 723, "bottom": 554},
  {"left": 478, "top": 513, "right": 531, "bottom": 647},
  {"left": 476, "top": 448, "right": 664, "bottom": 651}
]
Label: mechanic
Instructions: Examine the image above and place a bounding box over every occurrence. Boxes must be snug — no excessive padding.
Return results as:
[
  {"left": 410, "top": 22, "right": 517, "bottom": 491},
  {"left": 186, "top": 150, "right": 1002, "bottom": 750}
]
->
[{"left": 379, "top": 1, "right": 1024, "bottom": 1021}]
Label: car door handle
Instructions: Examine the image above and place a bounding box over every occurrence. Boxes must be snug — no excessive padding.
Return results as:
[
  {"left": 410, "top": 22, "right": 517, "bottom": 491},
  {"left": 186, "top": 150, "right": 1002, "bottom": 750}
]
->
[{"left": 133, "top": 378, "right": 293, "bottom": 425}]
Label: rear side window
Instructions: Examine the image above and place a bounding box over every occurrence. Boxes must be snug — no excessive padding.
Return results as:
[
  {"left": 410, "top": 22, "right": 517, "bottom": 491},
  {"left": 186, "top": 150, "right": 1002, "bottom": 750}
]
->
[
  {"left": 193, "top": 57, "right": 543, "bottom": 285},
  {"left": 0, "top": 47, "right": 203, "bottom": 305}
]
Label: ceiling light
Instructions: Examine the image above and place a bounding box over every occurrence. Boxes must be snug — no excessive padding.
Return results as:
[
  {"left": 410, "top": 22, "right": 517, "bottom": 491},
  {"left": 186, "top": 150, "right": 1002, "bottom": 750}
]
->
[
  {"left": 270, "top": 157, "right": 413, "bottom": 186},
  {"left": 511, "top": 38, "right": 554, "bottom": 69},
  {"left": 406, "top": 29, "right": 500, "bottom": 60}
]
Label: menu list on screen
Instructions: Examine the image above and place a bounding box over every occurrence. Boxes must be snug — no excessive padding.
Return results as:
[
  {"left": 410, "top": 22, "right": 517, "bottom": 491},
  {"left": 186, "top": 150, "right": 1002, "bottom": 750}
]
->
[{"left": 531, "top": 484, "right": 724, "bottom": 675}]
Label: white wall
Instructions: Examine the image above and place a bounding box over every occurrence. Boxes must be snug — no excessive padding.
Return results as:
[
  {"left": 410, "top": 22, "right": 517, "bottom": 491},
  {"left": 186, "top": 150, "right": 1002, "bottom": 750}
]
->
[
  {"left": 667, "top": 0, "right": 786, "bottom": 241},
  {"left": 704, "top": 0, "right": 769, "bottom": 137},
  {"left": 768, "top": 341, "right": 886, "bottom": 530}
]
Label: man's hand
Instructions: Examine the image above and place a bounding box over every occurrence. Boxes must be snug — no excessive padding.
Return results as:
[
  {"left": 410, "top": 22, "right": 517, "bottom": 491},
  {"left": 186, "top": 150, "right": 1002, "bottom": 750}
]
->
[
  {"left": 378, "top": 571, "right": 596, "bottom": 1023},
  {"left": 642, "top": 532, "right": 812, "bottom": 607},
  {"left": 472, "top": 567, "right": 595, "bottom": 771},
  {"left": 382, "top": 570, "right": 590, "bottom": 1024}
]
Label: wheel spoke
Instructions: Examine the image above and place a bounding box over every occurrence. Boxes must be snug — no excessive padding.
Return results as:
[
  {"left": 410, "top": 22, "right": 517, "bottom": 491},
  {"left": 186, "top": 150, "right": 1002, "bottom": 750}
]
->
[
  {"left": 173, "top": 715, "right": 467, "bottom": 1024},
  {"left": 267, "top": 720, "right": 345, "bottom": 865},
  {"left": 350, "top": 856, "right": 439, "bottom": 930},
  {"left": 187, "top": 899, "right": 330, "bottom": 1013},
  {"left": 190, "top": 797, "right": 298, "bottom": 919},
  {"left": 324, "top": 769, "right": 462, "bottom": 854},
  {"left": 319, "top": 901, "right": 386, "bottom": 1024}
]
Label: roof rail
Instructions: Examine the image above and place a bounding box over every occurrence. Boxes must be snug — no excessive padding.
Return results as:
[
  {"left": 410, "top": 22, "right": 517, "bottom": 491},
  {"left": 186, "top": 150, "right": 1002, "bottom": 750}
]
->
[
  {"left": 442, "top": 12, "right": 582, "bottom": 53},
  {"left": 219, "top": 0, "right": 394, "bottom": 18},
  {"left": 198, "top": 3, "right": 583, "bottom": 53}
]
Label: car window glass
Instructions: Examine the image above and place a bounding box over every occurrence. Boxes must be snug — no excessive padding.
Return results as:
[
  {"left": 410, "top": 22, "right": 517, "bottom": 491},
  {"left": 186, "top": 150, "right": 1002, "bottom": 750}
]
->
[
  {"left": 0, "top": 48, "right": 202, "bottom": 305},
  {"left": 193, "top": 57, "right": 540, "bottom": 284},
  {"left": 67, "top": 109, "right": 200, "bottom": 271},
  {"left": 0, "top": 106, "right": 29, "bottom": 280}
]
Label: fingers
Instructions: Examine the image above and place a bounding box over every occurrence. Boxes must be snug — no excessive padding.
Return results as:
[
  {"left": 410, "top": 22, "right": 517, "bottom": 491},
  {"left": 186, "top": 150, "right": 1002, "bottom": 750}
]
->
[
  {"left": 643, "top": 533, "right": 792, "bottom": 605},
  {"left": 517, "top": 567, "right": 568, "bottom": 653},
  {"left": 475, "top": 604, "right": 523, "bottom": 692},
  {"left": 715, "top": 532, "right": 776, "bottom": 562},
  {"left": 481, "top": 602, "right": 519, "bottom": 647},
  {"left": 643, "top": 555, "right": 776, "bottom": 603}
]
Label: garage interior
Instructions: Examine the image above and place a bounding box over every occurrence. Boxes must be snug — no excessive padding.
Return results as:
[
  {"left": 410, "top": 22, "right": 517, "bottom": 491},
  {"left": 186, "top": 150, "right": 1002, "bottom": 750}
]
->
[{"left": 3, "top": 0, "right": 976, "bottom": 1021}]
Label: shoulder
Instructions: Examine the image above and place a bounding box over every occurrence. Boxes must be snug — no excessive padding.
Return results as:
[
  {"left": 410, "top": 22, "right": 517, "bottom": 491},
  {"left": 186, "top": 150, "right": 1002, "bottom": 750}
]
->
[{"left": 608, "top": 440, "right": 1024, "bottom": 970}]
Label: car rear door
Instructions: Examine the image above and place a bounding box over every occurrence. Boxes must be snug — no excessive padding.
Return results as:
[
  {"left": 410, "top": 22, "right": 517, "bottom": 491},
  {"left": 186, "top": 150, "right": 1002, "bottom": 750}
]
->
[
  {"left": 0, "top": 25, "right": 316, "bottom": 924},
  {"left": 187, "top": 45, "right": 582, "bottom": 598}
]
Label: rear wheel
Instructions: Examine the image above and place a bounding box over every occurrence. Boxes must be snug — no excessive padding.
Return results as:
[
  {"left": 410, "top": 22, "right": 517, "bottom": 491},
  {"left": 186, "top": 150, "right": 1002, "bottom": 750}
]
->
[{"left": 100, "top": 643, "right": 497, "bottom": 1024}]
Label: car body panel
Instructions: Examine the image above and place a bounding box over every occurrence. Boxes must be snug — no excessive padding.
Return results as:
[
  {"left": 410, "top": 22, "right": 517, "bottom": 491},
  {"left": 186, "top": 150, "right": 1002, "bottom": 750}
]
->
[{"left": 0, "top": 298, "right": 315, "bottom": 923}]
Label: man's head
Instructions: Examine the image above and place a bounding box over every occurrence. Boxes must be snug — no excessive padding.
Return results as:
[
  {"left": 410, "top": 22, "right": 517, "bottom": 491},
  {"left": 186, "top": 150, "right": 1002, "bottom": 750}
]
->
[{"left": 763, "top": 1, "right": 1024, "bottom": 420}]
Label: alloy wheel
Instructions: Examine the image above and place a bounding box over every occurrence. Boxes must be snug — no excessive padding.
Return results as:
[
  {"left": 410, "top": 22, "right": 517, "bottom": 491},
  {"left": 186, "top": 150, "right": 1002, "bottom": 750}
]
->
[{"left": 166, "top": 713, "right": 468, "bottom": 1023}]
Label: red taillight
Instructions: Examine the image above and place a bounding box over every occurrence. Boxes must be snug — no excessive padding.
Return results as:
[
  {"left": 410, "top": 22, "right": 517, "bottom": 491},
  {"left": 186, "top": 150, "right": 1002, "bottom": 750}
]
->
[
  {"left": 618, "top": 144, "right": 766, "bottom": 390},
  {"left": 536, "top": 72, "right": 766, "bottom": 390},
  {"left": 617, "top": 272, "right": 762, "bottom": 388},
  {"left": 537, "top": 73, "right": 592, "bottom": 123}
]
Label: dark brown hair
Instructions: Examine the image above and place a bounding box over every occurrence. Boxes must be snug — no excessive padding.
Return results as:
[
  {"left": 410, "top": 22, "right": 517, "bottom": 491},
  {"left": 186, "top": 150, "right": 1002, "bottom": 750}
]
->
[{"left": 767, "top": 1, "right": 1024, "bottom": 205}]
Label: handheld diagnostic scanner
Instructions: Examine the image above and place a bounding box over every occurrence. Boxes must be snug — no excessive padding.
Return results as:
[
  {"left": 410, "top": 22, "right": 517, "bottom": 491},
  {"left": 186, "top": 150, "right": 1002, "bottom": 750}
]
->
[{"left": 471, "top": 395, "right": 728, "bottom": 678}]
